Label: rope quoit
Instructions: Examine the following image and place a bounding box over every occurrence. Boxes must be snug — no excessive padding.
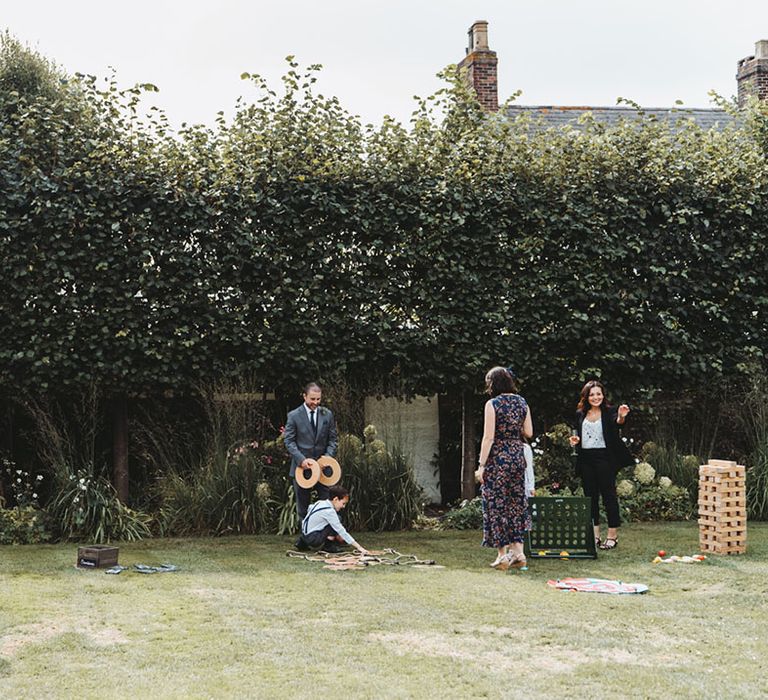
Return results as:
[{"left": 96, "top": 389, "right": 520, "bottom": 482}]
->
[{"left": 286, "top": 548, "right": 438, "bottom": 570}]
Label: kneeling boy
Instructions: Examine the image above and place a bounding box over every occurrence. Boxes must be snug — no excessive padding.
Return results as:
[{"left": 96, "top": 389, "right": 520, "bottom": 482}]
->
[{"left": 295, "top": 485, "right": 368, "bottom": 554}]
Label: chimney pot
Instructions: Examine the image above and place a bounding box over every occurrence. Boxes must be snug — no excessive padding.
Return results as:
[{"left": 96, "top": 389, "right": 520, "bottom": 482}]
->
[
  {"left": 737, "top": 40, "right": 768, "bottom": 107},
  {"left": 469, "top": 21, "right": 489, "bottom": 52},
  {"left": 457, "top": 21, "right": 498, "bottom": 112}
]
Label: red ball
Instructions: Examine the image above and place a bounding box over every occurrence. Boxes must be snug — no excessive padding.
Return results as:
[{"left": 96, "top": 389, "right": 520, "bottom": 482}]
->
[{"left": 658, "top": 550, "right": 666, "bottom": 557}]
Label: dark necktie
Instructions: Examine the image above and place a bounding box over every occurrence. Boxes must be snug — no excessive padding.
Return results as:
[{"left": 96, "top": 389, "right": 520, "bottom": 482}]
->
[{"left": 310, "top": 410, "right": 317, "bottom": 435}]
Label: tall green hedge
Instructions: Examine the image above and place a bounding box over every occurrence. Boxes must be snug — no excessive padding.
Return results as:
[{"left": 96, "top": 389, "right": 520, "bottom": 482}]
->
[{"left": 2, "top": 39, "right": 767, "bottom": 416}]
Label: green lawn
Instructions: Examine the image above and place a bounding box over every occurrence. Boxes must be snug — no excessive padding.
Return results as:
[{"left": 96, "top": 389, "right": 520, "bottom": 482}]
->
[{"left": 1, "top": 522, "right": 767, "bottom": 699}]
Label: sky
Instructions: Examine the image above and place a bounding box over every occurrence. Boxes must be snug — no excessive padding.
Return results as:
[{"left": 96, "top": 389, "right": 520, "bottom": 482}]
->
[{"left": 4, "top": 1, "right": 768, "bottom": 129}]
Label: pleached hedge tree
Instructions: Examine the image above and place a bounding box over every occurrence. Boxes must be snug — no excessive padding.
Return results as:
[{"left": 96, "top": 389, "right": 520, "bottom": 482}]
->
[{"left": 2, "top": 34, "right": 768, "bottom": 520}]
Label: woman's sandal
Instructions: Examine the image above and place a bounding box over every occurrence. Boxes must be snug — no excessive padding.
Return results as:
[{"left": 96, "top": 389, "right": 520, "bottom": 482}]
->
[
  {"left": 600, "top": 538, "right": 618, "bottom": 550},
  {"left": 595, "top": 536, "right": 602, "bottom": 548},
  {"left": 508, "top": 553, "right": 527, "bottom": 569}
]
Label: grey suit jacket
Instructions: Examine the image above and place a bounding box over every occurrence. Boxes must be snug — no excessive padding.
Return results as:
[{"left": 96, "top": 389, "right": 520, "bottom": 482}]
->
[{"left": 283, "top": 404, "right": 338, "bottom": 477}]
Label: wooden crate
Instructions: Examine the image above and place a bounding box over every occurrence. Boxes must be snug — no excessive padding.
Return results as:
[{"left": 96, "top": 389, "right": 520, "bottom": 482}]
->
[
  {"left": 698, "top": 460, "right": 746, "bottom": 555},
  {"left": 77, "top": 545, "right": 119, "bottom": 568}
]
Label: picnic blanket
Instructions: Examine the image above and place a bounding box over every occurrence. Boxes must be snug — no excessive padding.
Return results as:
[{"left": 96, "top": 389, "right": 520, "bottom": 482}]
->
[
  {"left": 286, "top": 548, "right": 439, "bottom": 571},
  {"left": 547, "top": 577, "right": 648, "bottom": 594}
]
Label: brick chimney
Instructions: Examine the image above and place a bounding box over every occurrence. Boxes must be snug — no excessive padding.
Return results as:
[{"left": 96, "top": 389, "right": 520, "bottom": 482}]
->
[
  {"left": 736, "top": 40, "right": 768, "bottom": 107},
  {"left": 457, "top": 20, "right": 498, "bottom": 112}
]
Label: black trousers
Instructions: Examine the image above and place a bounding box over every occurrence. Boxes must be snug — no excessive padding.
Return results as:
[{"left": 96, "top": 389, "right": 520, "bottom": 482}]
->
[
  {"left": 293, "top": 479, "right": 330, "bottom": 521},
  {"left": 579, "top": 448, "right": 621, "bottom": 528},
  {"left": 295, "top": 524, "right": 335, "bottom": 550}
]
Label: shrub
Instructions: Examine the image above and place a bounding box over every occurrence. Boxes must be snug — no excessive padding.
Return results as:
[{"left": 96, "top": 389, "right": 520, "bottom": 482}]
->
[
  {"left": 0, "top": 506, "right": 51, "bottom": 544},
  {"left": 617, "top": 466, "right": 693, "bottom": 521},
  {"left": 340, "top": 425, "right": 423, "bottom": 532},
  {"left": 47, "top": 466, "right": 152, "bottom": 543},
  {"left": 747, "top": 445, "right": 768, "bottom": 521},
  {"left": 738, "top": 369, "right": 768, "bottom": 520},
  {"left": 154, "top": 421, "right": 422, "bottom": 536},
  {"left": 0, "top": 455, "right": 53, "bottom": 544},
  {"left": 639, "top": 439, "right": 700, "bottom": 500},
  {"left": 1, "top": 455, "right": 45, "bottom": 509},
  {"left": 534, "top": 485, "right": 584, "bottom": 499},
  {"left": 682, "top": 454, "right": 701, "bottom": 471},
  {"left": 533, "top": 423, "right": 581, "bottom": 493},
  {"left": 634, "top": 462, "right": 656, "bottom": 485},
  {"left": 156, "top": 437, "right": 291, "bottom": 537},
  {"left": 437, "top": 498, "right": 483, "bottom": 530},
  {"left": 620, "top": 483, "right": 692, "bottom": 522},
  {"left": 138, "top": 381, "right": 294, "bottom": 536},
  {"left": 610, "top": 440, "right": 697, "bottom": 521},
  {"left": 20, "top": 392, "right": 152, "bottom": 542}
]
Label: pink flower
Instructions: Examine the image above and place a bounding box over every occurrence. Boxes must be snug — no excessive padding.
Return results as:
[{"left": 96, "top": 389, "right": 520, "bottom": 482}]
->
[
  {"left": 552, "top": 482, "right": 560, "bottom": 490},
  {"left": 279, "top": 426, "right": 285, "bottom": 434},
  {"left": 264, "top": 456, "right": 273, "bottom": 464}
]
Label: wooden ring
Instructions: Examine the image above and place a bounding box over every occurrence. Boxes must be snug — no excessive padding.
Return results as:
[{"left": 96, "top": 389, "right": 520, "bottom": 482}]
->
[
  {"left": 295, "top": 459, "right": 320, "bottom": 488},
  {"left": 317, "top": 456, "right": 341, "bottom": 486}
]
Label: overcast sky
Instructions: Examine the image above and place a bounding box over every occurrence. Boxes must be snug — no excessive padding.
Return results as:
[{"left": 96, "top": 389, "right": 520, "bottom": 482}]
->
[{"left": 4, "top": 1, "right": 768, "bottom": 129}]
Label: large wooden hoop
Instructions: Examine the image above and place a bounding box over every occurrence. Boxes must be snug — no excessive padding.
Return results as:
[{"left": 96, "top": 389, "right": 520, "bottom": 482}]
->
[
  {"left": 295, "top": 459, "right": 320, "bottom": 488},
  {"left": 318, "top": 456, "right": 342, "bottom": 486}
]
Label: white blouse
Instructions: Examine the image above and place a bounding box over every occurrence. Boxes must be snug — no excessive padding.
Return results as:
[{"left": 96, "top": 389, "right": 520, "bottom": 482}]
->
[{"left": 582, "top": 417, "right": 607, "bottom": 449}]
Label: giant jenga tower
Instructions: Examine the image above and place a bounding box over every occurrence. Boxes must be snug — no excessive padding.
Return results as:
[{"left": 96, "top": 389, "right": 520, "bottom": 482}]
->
[{"left": 698, "top": 459, "right": 747, "bottom": 555}]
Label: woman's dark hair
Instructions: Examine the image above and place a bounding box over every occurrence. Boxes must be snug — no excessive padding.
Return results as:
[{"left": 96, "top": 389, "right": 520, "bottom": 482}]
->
[
  {"left": 485, "top": 366, "right": 518, "bottom": 397},
  {"left": 576, "top": 379, "right": 611, "bottom": 412}
]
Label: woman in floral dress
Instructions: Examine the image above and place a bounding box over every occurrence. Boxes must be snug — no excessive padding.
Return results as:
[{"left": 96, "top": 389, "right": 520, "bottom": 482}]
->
[{"left": 475, "top": 367, "right": 533, "bottom": 570}]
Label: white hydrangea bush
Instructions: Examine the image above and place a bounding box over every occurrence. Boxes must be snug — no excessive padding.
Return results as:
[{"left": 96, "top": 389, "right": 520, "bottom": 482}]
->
[{"left": 633, "top": 461, "right": 656, "bottom": 485}]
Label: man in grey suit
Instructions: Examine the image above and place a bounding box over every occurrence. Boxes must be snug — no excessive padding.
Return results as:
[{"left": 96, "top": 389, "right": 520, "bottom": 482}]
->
[{"left": 283, "top": 382, "right": 339, "bottom": 521}]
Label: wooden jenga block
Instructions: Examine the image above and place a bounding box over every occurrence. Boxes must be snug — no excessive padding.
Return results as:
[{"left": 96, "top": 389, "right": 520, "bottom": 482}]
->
[{"left": 698, "top": 460, "right": 747, "bottom": 555}]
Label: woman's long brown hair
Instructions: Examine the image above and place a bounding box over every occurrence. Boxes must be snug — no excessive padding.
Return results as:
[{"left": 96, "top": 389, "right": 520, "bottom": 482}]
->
[{"left": 576, "top": 379, "right": 611, "bottom": 413}]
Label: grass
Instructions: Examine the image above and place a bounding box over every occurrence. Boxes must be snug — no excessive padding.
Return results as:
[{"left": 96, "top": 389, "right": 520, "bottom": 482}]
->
[{"left": 1, "top": 523, "right": 767, "bottom": 699}]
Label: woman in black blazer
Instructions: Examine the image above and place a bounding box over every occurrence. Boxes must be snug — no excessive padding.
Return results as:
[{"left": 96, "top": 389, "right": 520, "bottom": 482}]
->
[{"left": 568, "top": 380, "right": 632, "bottom": 549}]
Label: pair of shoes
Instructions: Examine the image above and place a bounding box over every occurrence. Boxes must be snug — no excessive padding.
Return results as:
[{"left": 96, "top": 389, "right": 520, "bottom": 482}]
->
[
  {"left": 294, "top": 538, "right": 310, "bottom": 552},
  {"left": 600, "top": 538, "right": 618, "bottom": 550},
  {"left": 508, "top": 553, "right": 527, "bottom": 569},
  {"left": 493, "top": 553, "right": 515, "bottom": 571},
  {"left": 492, "top": 554, "right": 511, "bottom": 570}
]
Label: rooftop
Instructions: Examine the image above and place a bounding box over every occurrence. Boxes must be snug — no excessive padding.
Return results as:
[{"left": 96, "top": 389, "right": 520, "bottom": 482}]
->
[{"left": 504, "top": 105, "right": 737, "bottom": 131}]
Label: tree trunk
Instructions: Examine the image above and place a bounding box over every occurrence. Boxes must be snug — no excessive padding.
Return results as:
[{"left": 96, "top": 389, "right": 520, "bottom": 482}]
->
[
  {"left": 113, "top": 395, "right": 129, "bottom": 503},
  {"left": 437, "top": 392, "right": 461, "bottom": 504},
  {"left": 460, "top": 391, "right": 477, "bottom": 501}
]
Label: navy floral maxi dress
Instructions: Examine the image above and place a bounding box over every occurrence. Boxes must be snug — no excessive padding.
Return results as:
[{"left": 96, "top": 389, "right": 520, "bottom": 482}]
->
[{"left": 481, "top": 393, "right": 532, "bottom": 547}]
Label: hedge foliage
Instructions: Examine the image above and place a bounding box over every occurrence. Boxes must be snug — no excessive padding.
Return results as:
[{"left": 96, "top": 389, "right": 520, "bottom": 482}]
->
[{"left": 2, "top": 36, "right": 768, "bottom": 414}]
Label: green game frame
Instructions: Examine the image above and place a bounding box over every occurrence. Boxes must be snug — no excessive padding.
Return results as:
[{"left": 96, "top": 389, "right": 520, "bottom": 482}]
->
[{"left": 524, "top": 496, "right": 597, "bottom": 559}]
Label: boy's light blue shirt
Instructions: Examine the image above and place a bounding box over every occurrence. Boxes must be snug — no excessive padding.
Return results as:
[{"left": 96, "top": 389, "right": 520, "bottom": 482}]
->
[{"left": 302, "top": 500, "right": 354, "bottom": 544}]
